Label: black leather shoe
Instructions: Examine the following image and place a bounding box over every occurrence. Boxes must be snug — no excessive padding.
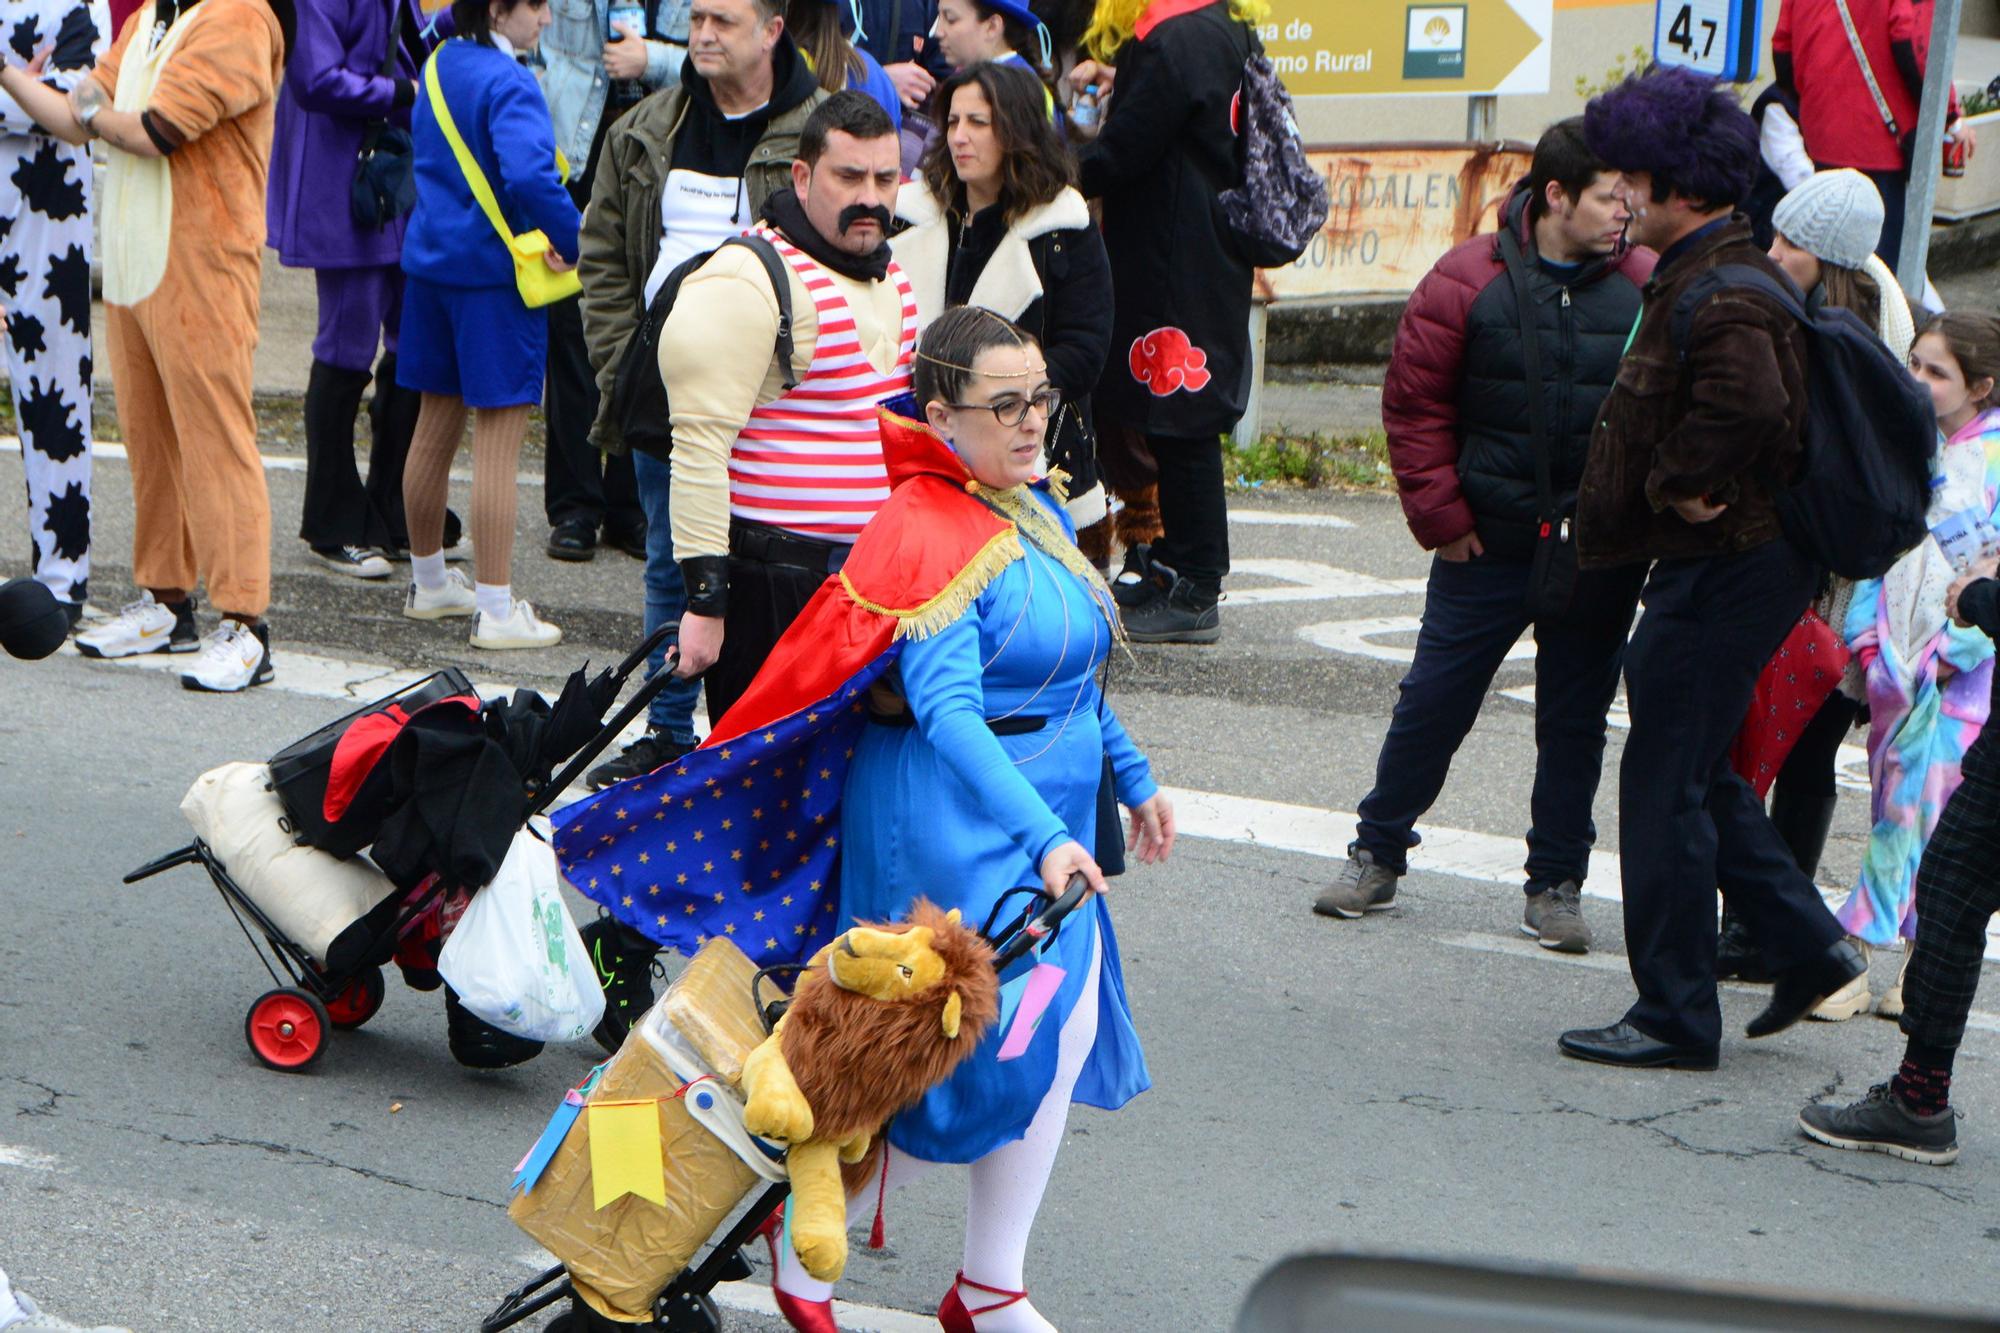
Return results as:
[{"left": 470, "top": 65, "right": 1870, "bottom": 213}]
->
[
  {"left": 1715, "top": 907, "right": 1771, "bottom": 983},
  {"left": 1747, "top": 937, "right": 1868, "bottom": 1038},
  {"left": 602, "top": 521, "right": 648, "bottom": 560},
  {"left": 1558, "top": 1021, "right": 1718, "bottom": 1070},
  {"left": 546, "top": 521, "right": 597, "bottom": 562}
]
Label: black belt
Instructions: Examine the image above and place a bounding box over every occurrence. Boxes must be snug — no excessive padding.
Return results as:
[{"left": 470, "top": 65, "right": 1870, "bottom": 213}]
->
[
  {"left": 868, "top": 709, "right": 1046, "bottom": 736},
  {"left": 729, "top": 520, "right": 851, "bottom": 575}
]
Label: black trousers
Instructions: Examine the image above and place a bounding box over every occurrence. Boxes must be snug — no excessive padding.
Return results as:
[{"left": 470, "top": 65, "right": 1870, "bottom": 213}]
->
[
  {"left": 1356, "top": 553, "right": 1645, "bottom": 890},
  {"left": 1619, "top": 540, "right": 1846, "bottom": 1048},
  {"left": 1901, "top": 742, "right": 2000, "bottom": 1055},
  {"left": 1148, "top": 432, "right": 1229, "bottom": 596},
  {"left": 299, "top": 351, "right": 429, "bottom": 550},
  {"left": 704, "top": 529, "right": 844, "bottom": 726},
  {"left": 543, "top": 289, "right": 643, "bottom": 534}
]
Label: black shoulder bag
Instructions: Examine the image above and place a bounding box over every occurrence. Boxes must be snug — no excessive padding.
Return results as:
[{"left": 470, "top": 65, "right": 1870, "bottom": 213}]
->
[
  {"left": 1497, "top": 225, "right": 1577, "bottom": 620},
  {"left": 351, "top": 5, "right": 417, "bottom": 227}
]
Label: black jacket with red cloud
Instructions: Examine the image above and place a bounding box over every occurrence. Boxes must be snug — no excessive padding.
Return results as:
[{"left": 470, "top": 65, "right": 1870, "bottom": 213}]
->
[{"left": 1380, "top": 187, "right": 1654, "bottom": 555}]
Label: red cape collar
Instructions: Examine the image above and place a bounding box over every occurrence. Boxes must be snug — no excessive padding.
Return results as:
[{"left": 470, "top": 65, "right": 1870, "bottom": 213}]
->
[{"left": 1136, "top": 0, "right": 1219, "bottom": 41}]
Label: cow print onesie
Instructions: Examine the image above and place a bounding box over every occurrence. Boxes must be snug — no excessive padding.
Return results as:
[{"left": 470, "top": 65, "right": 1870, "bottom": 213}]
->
[{"left": 2, "top": 0, "right": 103, "bottom": 610}]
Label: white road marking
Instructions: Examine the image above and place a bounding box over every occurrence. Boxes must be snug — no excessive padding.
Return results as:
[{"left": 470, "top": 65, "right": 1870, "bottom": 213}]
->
[
  {"left": 1229, "top": 509, "right": 1356, "bottom": 529},
  {"left": 0, "top": 435, "right": 539, "bottom": 487},
  {"left": 1228, "top": 560, "right": 1428, "bottom": 605},
  {"left": 1299, "top": 616, "right": 1535, "bottom": 665},
  {"left": 0, "top": 1143, "right": 61, "bottom": 1171}
]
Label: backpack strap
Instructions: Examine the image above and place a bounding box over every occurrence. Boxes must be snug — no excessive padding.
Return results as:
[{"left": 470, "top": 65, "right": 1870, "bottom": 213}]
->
[
  {"left": 727, "top": 233, "right": 798, "bottom": 392},
  {"left": 1668, "top": 262, "right": 1807, "bottom": 363},
  {"left": 422, "top": 45, "right": 567, "bottom": 254}
]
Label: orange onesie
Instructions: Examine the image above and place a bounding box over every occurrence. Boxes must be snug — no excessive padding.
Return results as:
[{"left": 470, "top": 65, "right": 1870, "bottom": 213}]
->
[{"left": 90, "top": 0, "right": 283, "bottom": 618}]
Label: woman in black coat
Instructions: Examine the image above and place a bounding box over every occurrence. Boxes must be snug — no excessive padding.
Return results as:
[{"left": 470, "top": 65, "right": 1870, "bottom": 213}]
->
[
  {"left": 897, "top": 60, "right": 1115, "bottom": 539},
  {"left": 1073, "top": 0, "right": 1255, "bottom": 643}
]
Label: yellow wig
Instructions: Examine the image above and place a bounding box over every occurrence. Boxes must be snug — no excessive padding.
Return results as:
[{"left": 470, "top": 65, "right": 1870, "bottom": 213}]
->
[{"left": 1082, "top": 0, "right": 1269, "bottom": 60}]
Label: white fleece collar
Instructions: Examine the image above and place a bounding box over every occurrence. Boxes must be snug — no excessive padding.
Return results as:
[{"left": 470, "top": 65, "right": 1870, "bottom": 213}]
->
[{"left": 895, "top": 184, "right": 1090, "bottom": 327}]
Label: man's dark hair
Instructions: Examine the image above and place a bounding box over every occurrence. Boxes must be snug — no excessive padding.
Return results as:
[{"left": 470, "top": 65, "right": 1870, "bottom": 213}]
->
[
  {"left": 1584, "top": 65, "right": 1758, "bottom": 210},
  {"left": 451, "top": 0, "right": 548, "bottom": 45},
  {"left": 920, "top": 62, "right": 1074, "bottom": 225},
  {"left": 1526, "top": 117, "right": 1608, "bottom": 222},
  {"left": 799, "top": 90, "right": 898, "bottom": 166}
]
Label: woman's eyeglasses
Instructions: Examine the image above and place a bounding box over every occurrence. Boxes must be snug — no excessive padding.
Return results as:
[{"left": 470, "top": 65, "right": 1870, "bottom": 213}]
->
[{"left": 949, "top": 389, "right": 1062, "bottom": 428}]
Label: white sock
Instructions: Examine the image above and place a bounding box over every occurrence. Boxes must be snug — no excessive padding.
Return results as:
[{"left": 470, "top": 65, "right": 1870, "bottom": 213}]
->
[
  {"left": 411, "top": 551, "right": 447, "bottom": 592},
  {"left": 475, "top": 582, "right": 512, "bottom": 622},
  {"left": 0, "top": 1264, "right": 28, "bottom": 1327}
]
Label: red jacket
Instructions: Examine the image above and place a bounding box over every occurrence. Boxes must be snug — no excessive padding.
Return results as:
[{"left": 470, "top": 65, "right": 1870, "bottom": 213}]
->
[
  {"left": 1381, "top": 194, "right": 1655, "bottom": 552},
  {"left": 1774, "top": 0, "right": 1939, "bottom": 172}
]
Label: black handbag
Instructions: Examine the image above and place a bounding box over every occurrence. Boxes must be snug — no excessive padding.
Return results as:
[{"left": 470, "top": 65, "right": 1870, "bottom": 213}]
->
[
  {"left": 1093, "top": 674, "right": 1126, "bottom": 877},
  {"left": 351, "top": 7, "right": 417, "bottom": 228},
  {"left": 1497, "top": 225, "right": 1578, "bottom": 620}
]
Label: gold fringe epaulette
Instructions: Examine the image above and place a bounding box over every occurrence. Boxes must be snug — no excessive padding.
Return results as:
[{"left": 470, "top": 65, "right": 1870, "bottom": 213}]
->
[{"left": 840, "top": 528, "right": 1026, "bottom": 641}]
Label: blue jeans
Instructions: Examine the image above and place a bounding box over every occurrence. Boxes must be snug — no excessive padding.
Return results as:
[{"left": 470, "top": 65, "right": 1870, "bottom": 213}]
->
[
  {"left": 633, "top": 450, "right": 701, "bottom": 744},
  {"left": 1354, "top": 552, "right": 1644, "bottom": 891}
]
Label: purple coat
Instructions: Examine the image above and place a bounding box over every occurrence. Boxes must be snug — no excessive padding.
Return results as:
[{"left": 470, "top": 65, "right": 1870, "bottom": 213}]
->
[{"left": 266, "top": 0, "right": 440, "bottom": 269}]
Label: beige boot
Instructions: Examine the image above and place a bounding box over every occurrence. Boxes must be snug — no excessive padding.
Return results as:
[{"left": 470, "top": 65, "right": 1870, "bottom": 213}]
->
[
  {"left": 1809, "top": 937, "right": 1873, "bottom": 1021},
  {"left": 1875, "top": 946, "right": 1913, "bottom": 1019}
]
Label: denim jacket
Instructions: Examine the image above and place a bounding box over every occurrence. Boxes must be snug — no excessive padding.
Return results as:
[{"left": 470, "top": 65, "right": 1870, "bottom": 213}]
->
[{"left": 536, "top": 0, "right": 691, "bottom": 172}]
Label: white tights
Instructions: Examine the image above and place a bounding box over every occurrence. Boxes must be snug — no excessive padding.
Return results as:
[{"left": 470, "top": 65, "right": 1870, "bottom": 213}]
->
[{"left": 774, "top": 933, "right": 1103, "bottom": 1331}]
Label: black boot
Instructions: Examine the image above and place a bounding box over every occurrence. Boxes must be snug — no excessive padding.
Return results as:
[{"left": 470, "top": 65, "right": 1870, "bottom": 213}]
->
[
  {"left": 1715, "top": 903, "right": 1770, "bottom": 983},
  {"left": 444, "top": 984, "right": 545, "bottom": 1068},
  {"left": 1770, "top": 788, "right": 1839, "bottom": 881},
  {"left": 299, "top": 360, "right": 374, "bottom": 549}
]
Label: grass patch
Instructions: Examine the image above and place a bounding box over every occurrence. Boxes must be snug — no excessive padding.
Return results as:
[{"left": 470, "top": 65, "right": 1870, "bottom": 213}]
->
[{"left": 1225, "top": 429, "right": 1392, "bottom": 492}]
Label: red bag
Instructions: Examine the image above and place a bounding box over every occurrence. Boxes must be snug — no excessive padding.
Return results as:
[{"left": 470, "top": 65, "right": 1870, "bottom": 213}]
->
[{"left": 1731, "top": 610, "right": 1852, "bottom": 800}]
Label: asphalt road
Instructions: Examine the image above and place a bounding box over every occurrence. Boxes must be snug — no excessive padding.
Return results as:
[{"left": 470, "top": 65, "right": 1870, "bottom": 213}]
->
[{"left": 3, "top": 426, "right": 1997, "bottom": 1333}]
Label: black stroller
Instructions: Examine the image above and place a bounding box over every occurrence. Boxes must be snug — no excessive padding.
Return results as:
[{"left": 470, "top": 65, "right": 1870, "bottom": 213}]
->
[
  {"left": 481, "top": 877, "right": 1090, "bottom": 1333},
  {"left": 124, "top": 626, "right": 683, "bottom": 1073}
]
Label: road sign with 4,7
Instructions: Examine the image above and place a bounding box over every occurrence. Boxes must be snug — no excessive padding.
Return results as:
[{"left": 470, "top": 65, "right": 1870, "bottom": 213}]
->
[{"left": 1652, "top": 0, "right": 1764, "bottom": 82}]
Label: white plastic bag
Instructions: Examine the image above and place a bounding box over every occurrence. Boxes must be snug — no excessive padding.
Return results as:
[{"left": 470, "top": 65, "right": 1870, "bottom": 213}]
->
[{"left": 438, "top": 830, "right": 605, "bottom": 1043}]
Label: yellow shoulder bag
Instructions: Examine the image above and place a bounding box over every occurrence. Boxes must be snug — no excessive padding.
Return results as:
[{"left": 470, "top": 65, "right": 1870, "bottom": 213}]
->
[{"left": 424, "top": 50, "right": 581, "bottom": 309}]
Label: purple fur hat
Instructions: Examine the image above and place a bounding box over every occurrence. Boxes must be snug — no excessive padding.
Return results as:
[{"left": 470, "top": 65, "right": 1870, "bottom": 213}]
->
[{"left": 1584, "top": 65, "right": 1759, "bottom": 208}]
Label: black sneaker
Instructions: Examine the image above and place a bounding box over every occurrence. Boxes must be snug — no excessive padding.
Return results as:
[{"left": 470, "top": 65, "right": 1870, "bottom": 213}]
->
[
  {"left": 580, "top": 914, "right": 664, "bottom": 1055},
  {"left": 1121, "top": 562, "right": 1221, "bottom": 644},
  {"left": 586, "top": 731, "right": 696, "bottom": 791},
  {"left": 1111, "top": 542, "right": 1158, "bottom": 609},
  {"left": 1799, "top": 1083, "right": 1960, "bottom": 1165},
  {"left": 444, "top": 984, "right": 545, "bottom": 1069}
]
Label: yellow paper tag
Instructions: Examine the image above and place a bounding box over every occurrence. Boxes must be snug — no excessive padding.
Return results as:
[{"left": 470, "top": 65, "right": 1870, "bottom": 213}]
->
[{"left": 588, "top": 1100, "right": 666, "bottom": 1210}]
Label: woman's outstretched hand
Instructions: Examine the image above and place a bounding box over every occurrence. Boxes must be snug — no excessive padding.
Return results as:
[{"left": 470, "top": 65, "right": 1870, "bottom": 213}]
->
[
  {"left": 1126, "top": 792, "right": 1174, "bottom": 865},
  {"left": 1040, "top": 840, "right": 1107, "bottom": 897}
]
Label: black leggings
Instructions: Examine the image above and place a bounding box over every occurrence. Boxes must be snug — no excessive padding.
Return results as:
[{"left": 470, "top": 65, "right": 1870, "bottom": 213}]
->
[{"left": 1773, "top": 691, "right": 1863, "bottom": 801}]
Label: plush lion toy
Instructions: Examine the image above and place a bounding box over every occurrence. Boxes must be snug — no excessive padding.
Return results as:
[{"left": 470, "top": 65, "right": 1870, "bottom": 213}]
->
[{"left": 740, "top": 898, "right": 1000, "bottom": 1282}]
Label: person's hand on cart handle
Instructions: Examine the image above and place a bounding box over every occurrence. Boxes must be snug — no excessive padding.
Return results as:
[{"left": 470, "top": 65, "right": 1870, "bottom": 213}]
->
[
  {"left": 1040, "top": 840, "right": 1107, "bottom": 898},
  {"left": 677, "top": 612, "right": 723, "bottom": 678},
  {"left": 1127, "top": 792, "right": 1174, "bottom": 865}
]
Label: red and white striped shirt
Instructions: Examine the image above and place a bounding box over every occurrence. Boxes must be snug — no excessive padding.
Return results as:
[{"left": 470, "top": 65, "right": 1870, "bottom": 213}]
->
[{"left": 727, "top": 227, "right": 918, "bottom": 542}]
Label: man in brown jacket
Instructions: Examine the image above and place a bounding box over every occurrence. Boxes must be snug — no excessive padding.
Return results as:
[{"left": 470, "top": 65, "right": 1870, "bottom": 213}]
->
[{"left": 1558, "top": 67, "right": 1864, "bottom": 1071}]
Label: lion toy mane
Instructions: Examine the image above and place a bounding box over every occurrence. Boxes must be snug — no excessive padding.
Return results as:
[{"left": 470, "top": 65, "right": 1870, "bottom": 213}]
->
[{"left": 739, "top": 898, "right": 1000, "bottom": 1282}]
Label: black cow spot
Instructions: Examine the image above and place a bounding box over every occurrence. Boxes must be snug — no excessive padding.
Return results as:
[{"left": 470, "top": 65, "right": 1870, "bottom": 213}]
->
[
  {"left": 44, "top": 245, "right": 89, "bottom": 334},
  {"left": 41, "top": 480, "right": 89, "bottom": 562},
  {"left": 8, "top": 16, "right": 40, "bottom": 63},
  {"left": 8, "top": 311, "right": 45, "bottom": 361},
  {"left": 18, "top": 378, "right": 82, "bottom": 463},
  {"left": 0, "top": 253, "right": 25, "bottom": 299},
  {"left": 77, "top": 352, "right": 90, "bottom": 392},
  {"left": 13, "top": 142, "right": 85, "bottom": 221}
]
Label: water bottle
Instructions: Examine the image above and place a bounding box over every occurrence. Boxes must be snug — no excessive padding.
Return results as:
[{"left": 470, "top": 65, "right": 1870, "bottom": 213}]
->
[{"left": 1071, "top": 83, "right": 1100, "bottom": 130}]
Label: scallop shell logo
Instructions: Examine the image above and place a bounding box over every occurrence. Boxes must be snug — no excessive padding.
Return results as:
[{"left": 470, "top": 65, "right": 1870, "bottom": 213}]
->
[{"left": 1424, "top": 14, "right": 1452, "bottom": 45}]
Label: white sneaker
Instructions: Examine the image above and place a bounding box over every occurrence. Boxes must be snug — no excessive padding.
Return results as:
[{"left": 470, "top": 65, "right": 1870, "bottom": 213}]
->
[
  {"left": 1810, "top": 938, "right": 1873, "bottom": 1021},
  {"left": 8, "top": 1290, "right": 133, "bottom": 1331},
  {"left": 74, "top": 592, "right": 198, "bottom": 659},
  {"left": 403, "top": 568, "right": 477, "bottom": 620},
  {"left": 470, "top": 598, "right": 562, "bottom": 650},
  {"left": 179, "top": 619, "right": 273, "bottom": 693},
  {"left": 311, "top": 544, "right": 393, "bottom": 579}
]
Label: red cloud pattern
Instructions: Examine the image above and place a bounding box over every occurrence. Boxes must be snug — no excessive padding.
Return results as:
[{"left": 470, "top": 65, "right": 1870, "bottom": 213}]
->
[{"left": 1129, "top": 327, "right": 1211, "bottom": 397}]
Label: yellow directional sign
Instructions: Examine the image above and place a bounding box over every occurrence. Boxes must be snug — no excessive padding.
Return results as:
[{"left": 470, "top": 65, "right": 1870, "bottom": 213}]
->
[{"left": 1260, "top": 0, "right": 1553, "bottom": 98}]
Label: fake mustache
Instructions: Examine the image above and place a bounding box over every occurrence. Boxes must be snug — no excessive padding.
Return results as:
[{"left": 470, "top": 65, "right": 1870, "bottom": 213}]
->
[{"left": 838, "top": 204, "right": 893, "bottom": 235}]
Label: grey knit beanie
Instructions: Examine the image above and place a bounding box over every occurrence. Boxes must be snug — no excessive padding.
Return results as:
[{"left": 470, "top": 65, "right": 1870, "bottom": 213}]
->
[{"left": 1772, "top": 169, "right": 1885, "bottom": 270}]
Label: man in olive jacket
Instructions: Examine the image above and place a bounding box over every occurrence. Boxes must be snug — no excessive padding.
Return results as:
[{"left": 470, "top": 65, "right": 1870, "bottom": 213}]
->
[
  {"left": 575, "top": 2, "right": 825, "bottom": 795},
  {"left": 1558, "top": 67, "right": 1864, "bottom": 1074}
]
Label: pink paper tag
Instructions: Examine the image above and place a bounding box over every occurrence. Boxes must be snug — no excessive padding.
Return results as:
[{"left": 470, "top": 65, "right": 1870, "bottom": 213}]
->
[{"left": 995, "top": 963, "right": 1066, "bottom": 1061}]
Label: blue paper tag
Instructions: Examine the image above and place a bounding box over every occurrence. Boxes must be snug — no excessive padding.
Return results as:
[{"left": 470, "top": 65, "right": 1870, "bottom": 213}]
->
[{"left": 512, "top": 1065, "right": 604, "bottom": 1195}]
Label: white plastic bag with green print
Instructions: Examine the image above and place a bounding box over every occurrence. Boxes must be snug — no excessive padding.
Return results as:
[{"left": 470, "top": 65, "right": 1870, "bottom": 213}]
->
[{"left": 438, "top": 830, "right": 605, "bottom": 1043}]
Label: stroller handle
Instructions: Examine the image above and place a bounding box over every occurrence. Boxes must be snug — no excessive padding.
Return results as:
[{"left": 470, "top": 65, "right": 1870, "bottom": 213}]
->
[{"left": 990, "top": 874, "right": 1090, "bottom": 971}]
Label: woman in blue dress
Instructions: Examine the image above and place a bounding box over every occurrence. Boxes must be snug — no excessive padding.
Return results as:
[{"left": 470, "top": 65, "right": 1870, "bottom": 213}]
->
[{"left": 765, "top": 304, "right": 1174, "bottom": 1332}]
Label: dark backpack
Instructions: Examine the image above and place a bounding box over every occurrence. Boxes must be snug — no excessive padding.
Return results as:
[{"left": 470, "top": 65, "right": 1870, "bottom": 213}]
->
[
  {"left": 1670, "top": 264, "right": 1934, "bottom": 580},
  {"left": 1217, "top": 36, "right": 1329, "bottom": 269},
  {"left": 609, "top": 234, "right": 795, "bottom": 458}
]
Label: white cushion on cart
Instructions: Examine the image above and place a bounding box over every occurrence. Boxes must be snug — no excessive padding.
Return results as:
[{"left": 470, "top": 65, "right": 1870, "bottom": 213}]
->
[{"left": 179, "top": 762, "right": 400, "bottom": 966}]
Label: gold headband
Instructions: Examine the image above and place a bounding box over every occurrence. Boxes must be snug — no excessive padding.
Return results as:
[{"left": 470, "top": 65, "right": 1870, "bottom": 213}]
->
[{"left": 915, "top": 308, "right": 1042, "bottom": 376}]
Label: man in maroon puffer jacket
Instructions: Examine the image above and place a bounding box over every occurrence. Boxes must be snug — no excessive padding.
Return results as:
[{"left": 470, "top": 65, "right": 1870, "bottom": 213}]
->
[{"left": 1313, "top": 119, "right": 1653, "bottom": 954}]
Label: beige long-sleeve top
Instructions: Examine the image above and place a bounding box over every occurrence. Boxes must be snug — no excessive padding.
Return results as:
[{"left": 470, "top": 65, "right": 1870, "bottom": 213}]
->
[{"left": 659, "top": 243, "right": 912, "bottom": 560}]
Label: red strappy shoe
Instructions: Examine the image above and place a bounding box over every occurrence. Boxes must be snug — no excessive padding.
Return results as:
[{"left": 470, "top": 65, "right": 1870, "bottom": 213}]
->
[
  {"left": 755, "top": 1206, "right": 838, "bottom": 1333},
  {"left": 936, "top": 1272, "right": 1029, "bottom": 1332}
]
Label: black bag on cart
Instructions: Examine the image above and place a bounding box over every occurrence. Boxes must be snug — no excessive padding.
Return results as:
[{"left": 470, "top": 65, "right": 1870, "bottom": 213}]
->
[{"left": 268, "top": 669, "right": 481, "bottom": 859}]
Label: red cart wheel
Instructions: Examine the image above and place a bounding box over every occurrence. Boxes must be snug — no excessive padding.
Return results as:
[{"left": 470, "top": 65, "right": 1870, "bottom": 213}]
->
[
  {"left": 245, "top": 988, "right": 330, "bottom": 1072},
  {"left": 323, "top": 966, "right": 386, "bottom": 1030}
]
